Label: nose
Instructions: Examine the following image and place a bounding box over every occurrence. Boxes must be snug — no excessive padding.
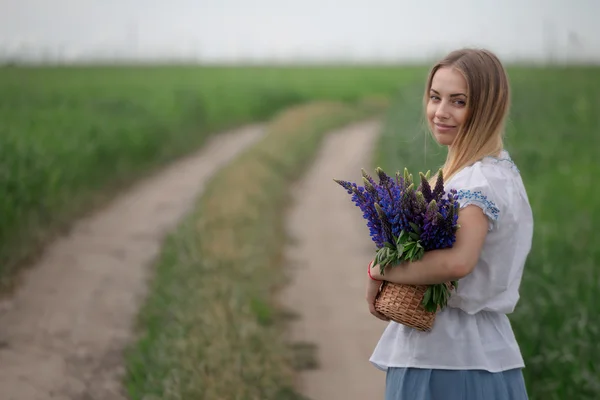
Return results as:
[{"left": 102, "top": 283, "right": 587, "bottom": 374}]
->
[{"left": 434, "top": 102, "right": 450, "bottom": 120}]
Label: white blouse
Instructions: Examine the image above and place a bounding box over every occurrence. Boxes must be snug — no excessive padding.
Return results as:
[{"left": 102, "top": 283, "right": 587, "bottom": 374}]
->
[{"left": 369, "top": 150, "right": 534, "bottom": 373}]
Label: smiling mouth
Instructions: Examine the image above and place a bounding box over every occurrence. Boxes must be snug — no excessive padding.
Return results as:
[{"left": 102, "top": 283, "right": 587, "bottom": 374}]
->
[{"left": 435, "top": 123, "right": 456, "bottom": 129}]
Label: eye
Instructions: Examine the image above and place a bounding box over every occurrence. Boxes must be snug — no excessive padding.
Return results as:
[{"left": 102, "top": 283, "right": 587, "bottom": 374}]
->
[
  {"left": 429, "top": 95, "right": 440, "bottom": 101},
  {"left": 453, "top": 99, "right": 466, "bottom": 107}
]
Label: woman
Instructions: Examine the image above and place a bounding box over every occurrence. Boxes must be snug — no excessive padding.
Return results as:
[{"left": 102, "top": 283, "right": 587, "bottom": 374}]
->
[{"left": 367, "top": 48, "right": 533, "bottom": 399}]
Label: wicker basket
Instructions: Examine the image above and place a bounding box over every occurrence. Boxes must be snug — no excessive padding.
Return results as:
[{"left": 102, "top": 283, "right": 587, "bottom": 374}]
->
[{"left": 374, "top": 281, "right": 437, "bottom": 332}]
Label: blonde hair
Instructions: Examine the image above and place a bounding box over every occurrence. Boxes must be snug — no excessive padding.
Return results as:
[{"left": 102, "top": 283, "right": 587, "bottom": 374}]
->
[{"left": 424, "top": 48, "right": 511, "bottom": 182}]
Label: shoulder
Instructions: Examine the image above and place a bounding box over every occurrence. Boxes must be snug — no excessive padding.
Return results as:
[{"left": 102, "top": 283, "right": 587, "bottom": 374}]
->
[
  {"left": 450, "top": 151, "right": 519, "bottom": 190},
  {"left": 448, "top": 150, "right": 521, "bottom": 230}
]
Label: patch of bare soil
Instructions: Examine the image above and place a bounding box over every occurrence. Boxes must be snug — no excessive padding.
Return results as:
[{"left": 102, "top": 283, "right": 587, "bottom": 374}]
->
[
  {"left": 0, "top": 125, "right": 264, "bottom": 400},
  {"left": 281, "top": 119, "right": 388, "bottom": 400}
]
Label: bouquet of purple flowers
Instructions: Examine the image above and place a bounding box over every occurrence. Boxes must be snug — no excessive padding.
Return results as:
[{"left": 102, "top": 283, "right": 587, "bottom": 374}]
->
[{"left": 334, "top": 167, "right": 460, "bottom": 320}]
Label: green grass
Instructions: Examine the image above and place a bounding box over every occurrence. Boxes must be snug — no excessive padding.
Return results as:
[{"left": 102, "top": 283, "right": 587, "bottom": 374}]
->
[
  {"left": 0, "top": 65, "right": 420, "bottom": 290},
  {"left": 373, "top": 66, "right": 600, "bottom": 399},
  {"left": 123, "top": 100, "right": 384, "bottom": 400},
  {"left": 8, "top": 63, "right": 596, "bottom": 398}
]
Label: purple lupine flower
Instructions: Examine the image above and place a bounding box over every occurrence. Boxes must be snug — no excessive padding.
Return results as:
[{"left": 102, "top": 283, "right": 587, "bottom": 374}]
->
[
  {"left": 375, "top": 202, "right": 394, "bottom": 245},
  {"left": 353, "top": 187, "right": 386, "bottom": 248},
  {"left": 334, "top": 167, "right": 459, "bottom": 255},
  {"left": 395, "top": 170, "right": 404, "bottom": 188},
  {"left": 361, "top": 168, "right": 378, "bottom": 187},
  {"left": 418, "top": 172, "right": 434, "bottom": 203},
  {"left": 376, "top": 182, "right": 403, "bottom": 239},
  {"left": 334, "top": 179, "right": 355, "bottom": 194},
  {"left": 431, "top": 171, "right": 445, "bottom": 201},
  {"left": 334, "top": 167, "right": 460, "bottom": 314},
  {"left": 420, "top": 192, "right": 460, "bottom": 250},
  {"left": 375, "top": 167, "right": 394, "bottom": 188},
  {"left": 362, "top": 176, "right": 381, "bottom": 203},
  {"left": 397, "top": 184, "right": 420, "bottom": 234},
  {"left": 334, "top": 179, "right": 386, "bottom": 248}
]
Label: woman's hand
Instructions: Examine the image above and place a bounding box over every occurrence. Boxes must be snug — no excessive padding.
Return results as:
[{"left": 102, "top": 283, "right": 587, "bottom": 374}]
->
[{"left": 366, "top": 260, "right": 389, "bottom": 322}]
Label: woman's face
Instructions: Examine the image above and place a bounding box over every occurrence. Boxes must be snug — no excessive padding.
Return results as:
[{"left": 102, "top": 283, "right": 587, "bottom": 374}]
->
[{"left": 426, "top": 67, "right": 469, "bottom": 147}]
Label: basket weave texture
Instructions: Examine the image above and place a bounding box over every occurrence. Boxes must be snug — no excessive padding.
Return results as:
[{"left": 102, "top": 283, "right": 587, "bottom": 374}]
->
[{"left": 374, "top": 281, "right": 436, "bottom": 332}]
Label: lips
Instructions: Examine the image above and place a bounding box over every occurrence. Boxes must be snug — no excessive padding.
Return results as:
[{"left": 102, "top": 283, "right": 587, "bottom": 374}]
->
[{"left": 434, "top": 122, "right": 456, "bottom": 132}]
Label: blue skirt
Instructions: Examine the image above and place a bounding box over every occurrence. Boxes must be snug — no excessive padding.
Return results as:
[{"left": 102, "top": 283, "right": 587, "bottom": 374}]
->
[{"left": 385, "top": 367, "right": 529, "bottom": 400}]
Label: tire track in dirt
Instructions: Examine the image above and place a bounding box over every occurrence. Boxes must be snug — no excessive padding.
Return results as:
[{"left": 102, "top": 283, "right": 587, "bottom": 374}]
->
[
  {"left": 0, "top": 125, "right": 264, "bottom": 400},
  {"left": 281, "top": 119, "right": 388, "bottom": 400}
]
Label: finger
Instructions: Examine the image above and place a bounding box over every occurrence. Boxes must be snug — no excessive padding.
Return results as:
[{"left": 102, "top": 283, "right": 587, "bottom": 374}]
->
[
  {"left": 366, "top": 294, "right": 379, "bottom": 306},
  {"left": 369, "top": 303, "right": 390, "bottom": 321},
  {"left": 366, "top": 286, "right": 378, "bottom": 302},
  {"left": 370, "top": 310, "right": 389, "bottom": 321},
  {"left": 369, "top": 301, "right": 388, "bottom": 320}
]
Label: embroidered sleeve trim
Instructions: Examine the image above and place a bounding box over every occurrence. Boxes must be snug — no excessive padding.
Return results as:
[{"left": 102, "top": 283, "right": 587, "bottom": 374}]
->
[{"left": 455, "top": 189, "right": 500, "bottom": 221}]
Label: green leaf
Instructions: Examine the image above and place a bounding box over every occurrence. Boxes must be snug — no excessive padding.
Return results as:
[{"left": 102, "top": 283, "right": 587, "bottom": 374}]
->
[
  {"left": 409, "top": 232, "right": 420, "bottom": 241},
  {"left": 379, "top": 261, "right": 386, "bottom": 275},
  {"left": 423, "top": 291, "right": 437, "bottom": 312},
  {"left": 409, "top": 222, "right": 421, "bottom": 234},
  {"left": 395, "top": 244, "right": 404, "bottom": 258},
  {"left": 423, "top": 287, "right": 432, "bottom": 306},
  {"left": 399, "top": 230, "right": 409, "bottom": 243},
  {"left": 434, "top": 286, "right": 441, "bottom": 306},
  {"left": 375, "top": 247, "right": 390, "bottom": 267},
  {"left": 420, "top": 284, "right": 456, "bottom": 313},
  {"left": 395, "top": 234, "right": 405, "bottom": 247}
]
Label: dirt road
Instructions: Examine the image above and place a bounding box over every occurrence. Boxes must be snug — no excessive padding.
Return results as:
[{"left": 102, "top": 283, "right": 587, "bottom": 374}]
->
[
  {"left": 0, "top": 125, "right": 264, "bottom": 400},
  {"left": 281, "top": 119, "right": 388, "bottom": 400}
]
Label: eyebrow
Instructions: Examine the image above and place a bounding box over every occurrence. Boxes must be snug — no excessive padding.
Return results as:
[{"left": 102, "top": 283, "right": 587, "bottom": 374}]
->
[{"left": 430, "top": 88, "right": 467, "bottom": 97}]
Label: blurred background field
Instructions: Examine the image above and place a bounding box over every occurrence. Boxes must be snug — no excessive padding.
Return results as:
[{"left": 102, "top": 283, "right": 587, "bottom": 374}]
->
[
  {"left": 2, "top": 63, "right": 599, "bottom": 399},
  {"left": 2, "top": 0, "right": 599, "bottom": 399},
  {"left": 0, "top": 65, "right": 420, "bottom": 289}
]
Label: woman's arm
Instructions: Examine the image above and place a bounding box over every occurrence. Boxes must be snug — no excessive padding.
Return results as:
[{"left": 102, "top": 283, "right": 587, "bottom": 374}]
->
[{"left": 369, "top": 205, "right": 490, "bottom": 285}]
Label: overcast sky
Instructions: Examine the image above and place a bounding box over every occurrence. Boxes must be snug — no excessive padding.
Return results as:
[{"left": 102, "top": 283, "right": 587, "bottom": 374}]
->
[{"left": 1, "top": 0, "right": 598, "bottom": 63}]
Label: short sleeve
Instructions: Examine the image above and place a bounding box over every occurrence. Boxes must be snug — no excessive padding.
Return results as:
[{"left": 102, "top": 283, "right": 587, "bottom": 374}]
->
[{"left": 451, "top": 163, "right": 503, "bottom": 231}]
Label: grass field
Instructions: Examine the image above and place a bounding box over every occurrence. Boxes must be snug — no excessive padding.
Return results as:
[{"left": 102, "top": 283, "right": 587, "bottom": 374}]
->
[
  {"left": 0, "top": 65, "right": 421, "bottom": 290},
  {"left": 373, "top": 66, "right": 600, "bottom": 400},
  {"left": 3, "top": 64, "right": 598, "bottom": 399},
  {"left": 123, "top": 101, "right": 383, "bottom": 399}
]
